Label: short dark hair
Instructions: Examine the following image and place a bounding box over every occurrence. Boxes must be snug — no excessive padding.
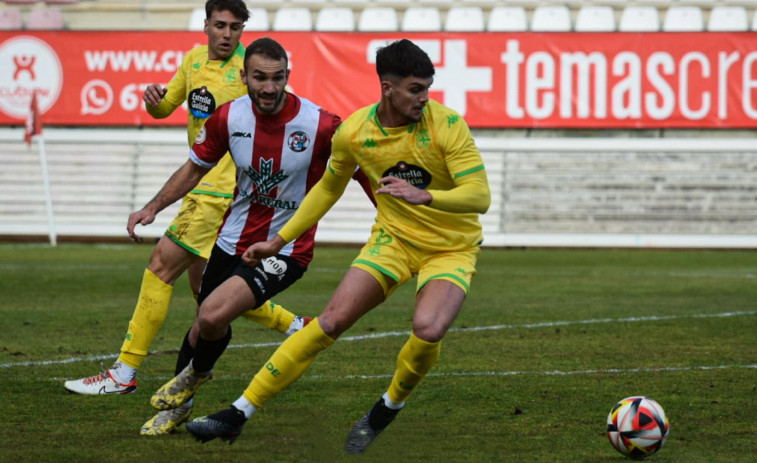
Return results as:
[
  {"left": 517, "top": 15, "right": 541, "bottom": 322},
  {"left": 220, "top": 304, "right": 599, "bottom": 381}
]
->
[
  {"left": 205, "top": 0, "right": 249, "bottom": 22},
  {"left": 376, "top": 39, "right": 435, "bottom": 81},
  {"left": 244, "top": 37, "right": 288, "bottom": 72}
]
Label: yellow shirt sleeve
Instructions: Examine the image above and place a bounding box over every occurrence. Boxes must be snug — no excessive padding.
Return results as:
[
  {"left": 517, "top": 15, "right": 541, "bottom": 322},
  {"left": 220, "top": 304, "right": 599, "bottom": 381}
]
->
[
  {"left": 145, "top": 52, "right": 189, "bottom": 119},
  {"left": 426, "top": 107, "right": 490, "bottom": 214},
  {"left": 428, "top": 167, "right": 490, "bottom": 214},
  {"left": 278, "top": 163, "right": 352, "bottom": 243}
]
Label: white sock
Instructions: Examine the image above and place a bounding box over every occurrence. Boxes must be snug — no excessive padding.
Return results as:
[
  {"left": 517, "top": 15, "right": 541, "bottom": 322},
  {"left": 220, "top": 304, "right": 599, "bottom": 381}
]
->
[
  {"left": 382, "top": 392, "right": 404, "bottom": 410},
  {"left": 111, "top": 361, "right": 137, "bottom": 384},
  {"left": 232, "top": 396, "right": 258, "bottom": 419},
  {"left": 285, "top": 316, "right": 305, "bottom": 336}
]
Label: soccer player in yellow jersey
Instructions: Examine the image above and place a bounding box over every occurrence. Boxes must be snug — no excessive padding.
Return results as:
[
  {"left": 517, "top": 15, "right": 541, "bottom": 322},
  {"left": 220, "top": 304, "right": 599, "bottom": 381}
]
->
[
  {"left": 63, "top": 0, "right": 307, "bottom": 434},
  {"left": 182, "top": 39, "right": 491, "bottom": 453}
]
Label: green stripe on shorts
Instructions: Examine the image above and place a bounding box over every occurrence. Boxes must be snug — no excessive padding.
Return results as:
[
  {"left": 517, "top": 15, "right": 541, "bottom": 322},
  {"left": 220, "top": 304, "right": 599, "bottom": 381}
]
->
[{"left": 353, "top": 259, "right": 400, "bottom": 283}]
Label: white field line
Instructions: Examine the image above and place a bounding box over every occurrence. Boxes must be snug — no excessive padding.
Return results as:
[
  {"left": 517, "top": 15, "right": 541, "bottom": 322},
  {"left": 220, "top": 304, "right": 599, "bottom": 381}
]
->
[
  {"left": 2, "top": 310, "right": 755, "bottom": 370},
  {"left": 39, "top": 363, "right": 757, "bottom": 384},
  {"left": 311, "top": 363, "right": 757, "bottom": 382}
]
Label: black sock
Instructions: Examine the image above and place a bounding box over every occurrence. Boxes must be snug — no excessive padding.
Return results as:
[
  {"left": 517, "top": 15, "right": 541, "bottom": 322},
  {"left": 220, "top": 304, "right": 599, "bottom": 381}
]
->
[
  {"left": 367, "top": 397, "right": 400, "bottom": 432},
  {"left": 175, "top": 330, "right": 195, "bottom": 376},
  {"left": 191, "top": 326, "right": 232, "bottom": 373}
]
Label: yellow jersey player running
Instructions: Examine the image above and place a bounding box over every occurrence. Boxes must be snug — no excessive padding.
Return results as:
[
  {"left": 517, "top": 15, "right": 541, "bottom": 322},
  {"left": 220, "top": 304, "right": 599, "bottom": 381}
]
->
[
  {"left": 180, "top": 39, "right": 491, "bottom": 454},
  {"left": 63, "top": 0, "right": 308, "bottom": 435}
]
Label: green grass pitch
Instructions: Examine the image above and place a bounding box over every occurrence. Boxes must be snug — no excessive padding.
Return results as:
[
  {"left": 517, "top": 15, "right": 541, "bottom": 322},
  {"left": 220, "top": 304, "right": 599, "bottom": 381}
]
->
[{"left": 1, "top": 243, "right": 755, "bottom": 462}]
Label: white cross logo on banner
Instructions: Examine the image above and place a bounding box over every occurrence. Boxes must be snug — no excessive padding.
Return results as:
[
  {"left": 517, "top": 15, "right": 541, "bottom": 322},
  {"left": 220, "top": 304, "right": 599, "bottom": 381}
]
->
[{"left": 366, "top": 39, "right": 492, "bottom": 116}]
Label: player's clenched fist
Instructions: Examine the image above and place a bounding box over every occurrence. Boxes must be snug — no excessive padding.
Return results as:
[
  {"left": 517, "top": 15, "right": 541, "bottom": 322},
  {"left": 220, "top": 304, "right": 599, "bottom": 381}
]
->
[
  {"left": 242, "top": 235, "right": 286, "bottom": 265},
  {"left": 142, "top": 84, "right": 167, "bottom": 107}
]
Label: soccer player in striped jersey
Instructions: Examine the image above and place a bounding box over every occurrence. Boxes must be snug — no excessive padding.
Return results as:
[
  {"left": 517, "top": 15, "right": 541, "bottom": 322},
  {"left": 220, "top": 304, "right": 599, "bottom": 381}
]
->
[
  {"left": 182, "top": 39, "right": 491, "bottom": 453},
  {"left": 63, "top": 1, "right": 308, "bottom": 431},
  {"left": 131, "top": 36, "right": 374, "bottom": 436}
]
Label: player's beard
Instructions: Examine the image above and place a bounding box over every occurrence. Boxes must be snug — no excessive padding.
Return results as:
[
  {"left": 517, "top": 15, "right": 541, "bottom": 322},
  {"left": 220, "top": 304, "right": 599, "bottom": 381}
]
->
[{"left": 250, "top": 89, "right": 286, "bottom": 114}]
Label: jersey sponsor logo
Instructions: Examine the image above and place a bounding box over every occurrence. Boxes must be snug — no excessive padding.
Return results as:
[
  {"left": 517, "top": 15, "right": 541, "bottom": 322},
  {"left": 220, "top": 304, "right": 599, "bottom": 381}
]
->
[
  {"left": 239, "top": 158, "right": 298, "bottom": 210},
  {"left": 231, "top": 131, "right": 251, "bottom": 138},
  {"left": 243, "top": 158, "right": 288, "bottom": 195},
  {"left": 287, "top": 131, "right": 310, "bottom": 152},
  {"left": 262, "top": 257, "right": 288, "bottom": 281},
  {"left": 188, "top": 86, "right": 216, "bottom": 119},
  {"left": 241, "top": 193, "right": 298, "bottom": 210},
  {"left": 382, "top": 162, "right": 432, "bottom": 189},
  {"left": 362, "top": 138, "right": 380, "bottom": 148}
]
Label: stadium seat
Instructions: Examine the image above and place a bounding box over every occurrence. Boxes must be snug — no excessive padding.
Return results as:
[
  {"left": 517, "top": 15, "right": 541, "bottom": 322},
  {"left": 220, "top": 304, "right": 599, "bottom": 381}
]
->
[
  {"left": 444, "top": 7, "right": 484, "bottom": 32},
  {"left": 707, "top": 6, "right": 748, "bottom": 31},
  {"left": 575, "top": 6, "right": 616, "bottom": 32},
  {"left": 188, "top": 7, "right": 205, "bottom": 31},
  {"left": 247, "top": 8, "right": 269, "bottom": 31},
  {"left": 5, "top": 0, "right": 38, "bottom": 5},
  {"left": 401, "top": 7, "right": 441, "bottom": 31},
  {"left": 618, "top": 6, "right": 660, "bottom": 32},
  {"left": 26, "top": 7, "right": 64, "bottom": 30},
  {"left": 272, "top": 7, "right": 312, "bottom": 31},
  {"left": 487, "top": 6, "right": 528, "bottom": 32},
  {"left": 44, "top": 0, "right": 80, "bottom": 5},
  {"left": 357, "top": 7, "right": 398, "bottom": 31},
  {"left": 662, "top": 6, "right": 703, "bottom": 32},
  {"left": 531, "top": 5, "right": 572, "bottom": 32},
  {"left": 0, "top": 7, "right": 23, "bottom": 30},
  {"left": 315, "top": 7, "right": 355, "bottom": 31}
]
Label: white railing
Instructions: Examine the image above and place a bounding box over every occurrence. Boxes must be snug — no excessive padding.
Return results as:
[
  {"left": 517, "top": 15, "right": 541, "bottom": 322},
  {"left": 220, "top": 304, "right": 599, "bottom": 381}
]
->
[{"left": 1, "top": 127, "right": 756, "bottom": 248}]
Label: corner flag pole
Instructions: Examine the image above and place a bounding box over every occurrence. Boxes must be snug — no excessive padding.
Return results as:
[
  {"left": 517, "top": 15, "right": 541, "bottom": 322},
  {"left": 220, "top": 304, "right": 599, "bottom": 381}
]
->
[
  {"left": 26, "top": 90, "right": 56, "bottom": 246},
  {"left": 37, "top": 135, "right": 56, "bottom": 246}
]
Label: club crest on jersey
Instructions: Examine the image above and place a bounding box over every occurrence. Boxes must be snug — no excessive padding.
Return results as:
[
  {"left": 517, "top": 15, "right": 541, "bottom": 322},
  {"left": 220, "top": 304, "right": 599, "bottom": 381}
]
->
[
  {"left": 382, "top": 161, "right": 432, "bottom": 189},
  {"left": 188, "top": 86, "right": 216, "bottom": 119},
  {"left": 287, "top": 131, "right": 310, "bottom": 152}
]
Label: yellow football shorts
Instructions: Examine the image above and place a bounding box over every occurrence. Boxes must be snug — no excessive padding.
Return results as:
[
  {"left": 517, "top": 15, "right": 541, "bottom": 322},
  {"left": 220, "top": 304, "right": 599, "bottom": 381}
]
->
[
  {"left": 164, "top": 192, "right": 233, "bottom": 259},
  {"left": 351, "top": 223, "right": 480, "bottom": 297}
]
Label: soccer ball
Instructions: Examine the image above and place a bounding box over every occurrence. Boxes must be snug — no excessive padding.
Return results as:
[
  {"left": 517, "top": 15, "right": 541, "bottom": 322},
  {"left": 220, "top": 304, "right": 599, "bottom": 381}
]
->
[{"left": 606, "top": 396, "right": 670, "bottom": 459}]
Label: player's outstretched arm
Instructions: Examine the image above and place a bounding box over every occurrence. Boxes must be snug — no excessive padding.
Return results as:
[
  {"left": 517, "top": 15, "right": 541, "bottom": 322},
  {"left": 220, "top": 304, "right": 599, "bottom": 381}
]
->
[{"left": 127, "top": 159, "right": 209, "bottom": 241}]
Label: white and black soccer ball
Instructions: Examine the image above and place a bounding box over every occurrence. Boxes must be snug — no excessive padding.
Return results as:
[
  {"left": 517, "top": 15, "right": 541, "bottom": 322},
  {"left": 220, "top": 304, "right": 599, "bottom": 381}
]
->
[{"left": 606, "top": 396, "right": 670, "bottom": 459}]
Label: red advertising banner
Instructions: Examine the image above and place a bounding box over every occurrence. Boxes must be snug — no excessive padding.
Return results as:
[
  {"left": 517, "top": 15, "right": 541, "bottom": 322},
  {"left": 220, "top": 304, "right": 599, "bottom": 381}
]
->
[{"left": 1, "top": 31, "right": 756, "bottom": 128}]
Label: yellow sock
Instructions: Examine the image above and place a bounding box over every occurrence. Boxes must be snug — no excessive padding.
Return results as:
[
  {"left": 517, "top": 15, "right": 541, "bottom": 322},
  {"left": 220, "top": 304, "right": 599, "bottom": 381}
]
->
[
  {"left": 118, "top": 269, "right": 174, "bottom": 369},
  {"left": 241, "top": 300, "right": 296, "bottom": 333},
  {"left": 243, "top": 319, "right": 334, "bottom": 408},
  {"left": 387, "top": 333, "right": 441, "bottom": 404}
]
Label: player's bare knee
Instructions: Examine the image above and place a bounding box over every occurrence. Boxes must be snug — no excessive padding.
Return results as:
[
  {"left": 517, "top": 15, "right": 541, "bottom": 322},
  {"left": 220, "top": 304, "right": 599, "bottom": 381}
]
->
[
  {"left": 411, "top": 325, "right": 444, "bottom": 343},
  {"left": 196, "top": 306, "right": 228, "bottom": 338},
  {"left": 316, "top": 313, "right": 347, "bottom": 339}
]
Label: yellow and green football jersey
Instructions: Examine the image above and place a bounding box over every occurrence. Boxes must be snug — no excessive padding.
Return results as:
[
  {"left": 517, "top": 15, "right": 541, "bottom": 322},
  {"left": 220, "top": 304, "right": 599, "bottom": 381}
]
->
[
  {"left": 146, "top": 43, "right": 246, "bottom": 197},
  {"left": 330, "top": 99, "right": 487, "bottom": 251}
]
